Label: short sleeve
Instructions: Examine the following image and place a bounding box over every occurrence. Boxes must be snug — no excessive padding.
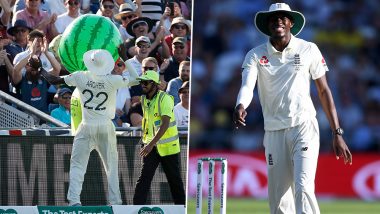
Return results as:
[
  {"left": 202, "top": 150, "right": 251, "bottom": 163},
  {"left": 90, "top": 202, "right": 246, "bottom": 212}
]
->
[
  {"left": 109, "top": 75, "right": 130, "bottom": 89},
  {"left": 160, "top": 93, "right": 174, "bottom": 117},
  {"left": 309, "top": 43, "right": 329, "bottom": 80}
]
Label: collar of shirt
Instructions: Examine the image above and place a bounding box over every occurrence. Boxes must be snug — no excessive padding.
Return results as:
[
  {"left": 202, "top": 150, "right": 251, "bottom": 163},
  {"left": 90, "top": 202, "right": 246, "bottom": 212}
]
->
[
  {"left": 266, "top": 34, "right": 296, "bottom": 55},
  {"left": 24, "top": 8, "right": 43, "bottom": 19}
]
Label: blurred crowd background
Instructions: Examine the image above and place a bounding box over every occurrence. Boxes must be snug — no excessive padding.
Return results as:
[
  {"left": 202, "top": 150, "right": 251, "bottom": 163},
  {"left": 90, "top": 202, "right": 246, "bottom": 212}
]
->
[{"left": 190, "top": 0, "right": 380, "bottom": 152}]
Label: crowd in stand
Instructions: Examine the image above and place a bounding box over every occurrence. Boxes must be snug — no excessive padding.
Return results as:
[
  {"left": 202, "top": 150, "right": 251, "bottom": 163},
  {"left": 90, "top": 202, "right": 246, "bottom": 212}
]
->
[
  {"left": 190, "top": 0, "right": 380, "bottom": 152},
  {"left": 0, "top": 0, "right": 191, "bottom": 132}
]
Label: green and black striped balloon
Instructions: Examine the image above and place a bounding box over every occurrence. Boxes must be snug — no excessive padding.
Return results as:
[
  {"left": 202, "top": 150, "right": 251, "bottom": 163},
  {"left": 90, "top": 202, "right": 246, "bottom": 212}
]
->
[{"left": 58, "top": 14, "right": 122, "bottom": 73}]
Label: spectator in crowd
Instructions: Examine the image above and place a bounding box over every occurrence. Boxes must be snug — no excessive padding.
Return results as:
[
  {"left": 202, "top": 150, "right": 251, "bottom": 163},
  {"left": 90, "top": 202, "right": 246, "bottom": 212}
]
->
[
  {"left": 97, "top": 0, "right": 138, "bottom": 17},
  {"left": 126, "top": 101, "right": 143, "bottom": 127},
  {"left": 157, "top": 0, "right": 184, "bottom": 36},
  {"left": 98, "top": 0, "right": 119, "bottom": 26},
  {"left": 45, "top": 0, "right": 67, "bottom": 16},
  {"left": 164, "top": 17, "right": 191, "bottom": 56},
  {"left": 5, "top": 20, "right": 32, "bottom": 63},
  {"left": 13, "top": 0, "right": 53, "bottom": 15},
  {"left": 51, "top": 87, "right": 72, "bottom": 125},
  {"left": 142, "top": 56, "right": 166, "bottom": 90},
  {"left": 12, "top": 30, "right": 61, "bottom": 112},
  {"left": 12, "top": 0, "right": 59, "bottom": 41},
  {"left": 54, "top": 0, "right": 82, "bottom": 34},
  {"left": 112, "top": 57, "right": 131, "bottom": 127},
  {"left": 125, "top": 16, "right": 153, "bottom": 56},
  {"left": 0, "top": 33, "right": 14, "bottom": 95},
  {"left": 166, "top": 60, "right": 189, "bottom": 105},
  {"left": 174, "top": 80, "right": 189, "bottom": 129},
  {"left": 127, "top": 36, "right": 151, "bottom": 103},
  {"left": 125, "top": 16, "right": 168, "bottom": 59},
  {"left": 160, "top": 36, "right": 189, "bottom": 82},
  {"left": 114, "top": 2, "right": 138, "bottom": 42}
]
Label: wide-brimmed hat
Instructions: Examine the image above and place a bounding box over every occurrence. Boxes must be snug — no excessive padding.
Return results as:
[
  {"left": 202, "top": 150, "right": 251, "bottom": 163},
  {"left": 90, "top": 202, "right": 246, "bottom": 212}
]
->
[
  {"left": 170, "top": 17, "right": 191, "bottom": 31},
  {"left": 137, "top": 70, "right": 160, "bottom": 84},
  {"left": 83, "top": 49, "right": 115, "bottom": 75},
  {"left": 126, "top": 17, "right": 153, "bottom": 37},
  {"left": 114, "top": 3, "right": 137, "bottom": 20},
  {"left": 7, "top": 20, "right": 32, "bottom": 36},
  {"left": 255, "top": 3, "right": 305, "bottom": 36}
]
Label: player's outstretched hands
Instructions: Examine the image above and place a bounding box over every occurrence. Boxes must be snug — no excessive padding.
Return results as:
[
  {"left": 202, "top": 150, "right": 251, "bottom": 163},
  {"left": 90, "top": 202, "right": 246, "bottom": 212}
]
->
[
  {"left": 233, "top": 104, "right": 247, "bottom": 129},
  {"left": 332, "top": 136, "right": 352, "bottom": 165}
]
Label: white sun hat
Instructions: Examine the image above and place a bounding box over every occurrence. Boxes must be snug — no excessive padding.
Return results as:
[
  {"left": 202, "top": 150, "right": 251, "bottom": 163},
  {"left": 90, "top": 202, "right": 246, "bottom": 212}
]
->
[
  {"left": 255, "top": 3, "right": 305, "bottom": 36},
  {"left": 83, "top": 49, "right": 115, "bottom": 75}
]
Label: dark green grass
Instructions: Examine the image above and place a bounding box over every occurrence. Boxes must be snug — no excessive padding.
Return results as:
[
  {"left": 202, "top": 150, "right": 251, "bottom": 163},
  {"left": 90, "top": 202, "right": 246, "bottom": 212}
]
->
[{"left": 187, "top": 198, "right": 380, "bottom": 214}]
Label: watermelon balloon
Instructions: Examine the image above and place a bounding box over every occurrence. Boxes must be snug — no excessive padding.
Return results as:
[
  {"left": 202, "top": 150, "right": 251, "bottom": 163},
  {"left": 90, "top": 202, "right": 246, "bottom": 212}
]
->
[{"left": 58, "top": 14, "right": 122, "bottom": 73}]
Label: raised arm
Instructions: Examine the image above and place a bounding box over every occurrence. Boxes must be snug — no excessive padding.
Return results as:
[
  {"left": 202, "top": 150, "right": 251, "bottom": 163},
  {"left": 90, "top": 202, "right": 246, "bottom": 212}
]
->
[
  {"left": 40, "top": 67, "right": 65, "bottom": 85},
  {"left": 42, "top": 37, "right": 61, "bottom": 75},
  {"left": 12, "top": 53, "right": 31, "bottom": 85},
  {"left": 124, "top": 60, "right": 139, "bottom": 86},
  {"left": 30, "top": 57, "right": 65, "bottom": 85}
]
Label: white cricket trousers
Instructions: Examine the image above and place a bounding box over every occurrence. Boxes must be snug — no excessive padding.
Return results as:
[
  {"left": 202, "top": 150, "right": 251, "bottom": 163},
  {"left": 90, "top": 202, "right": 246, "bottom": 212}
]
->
[
  {"left": 264, "top": 117, "right": 320, "bottom": 214},
  {"left": 67, "top": 120, "right": 122, "bottom": 205}
]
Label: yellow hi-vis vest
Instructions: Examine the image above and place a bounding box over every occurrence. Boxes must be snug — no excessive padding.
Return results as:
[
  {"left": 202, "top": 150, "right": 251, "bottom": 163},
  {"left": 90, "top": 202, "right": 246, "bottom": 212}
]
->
[
  {"left": 70, "top": 88, "right": 82, "bottom": 135},
  {"left": 141, "top": 91, "right": 180, "bottom": 156}
]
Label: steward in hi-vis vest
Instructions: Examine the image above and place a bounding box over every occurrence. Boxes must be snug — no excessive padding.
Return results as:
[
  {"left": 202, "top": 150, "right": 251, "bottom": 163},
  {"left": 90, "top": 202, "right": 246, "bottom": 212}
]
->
[
  {"left": 141, "top": 90, "right": 180, "bottom": 156},
  {"left": 133, "top": 70, "right": 185, "bottom": 205}
]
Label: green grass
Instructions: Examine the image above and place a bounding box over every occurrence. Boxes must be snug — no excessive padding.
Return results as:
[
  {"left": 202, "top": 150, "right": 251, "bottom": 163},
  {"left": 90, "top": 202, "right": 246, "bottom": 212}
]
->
[{"left": 187, "top": 198, "right": 380, "bottom": 214}]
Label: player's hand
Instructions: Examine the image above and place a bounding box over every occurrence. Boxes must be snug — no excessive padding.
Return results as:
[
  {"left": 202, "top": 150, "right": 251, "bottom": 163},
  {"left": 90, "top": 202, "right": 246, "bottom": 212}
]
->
[
  {"left": 140, "top": 143, "right": 155, "bottom": 157},
  {"left": 233, "top": 104, "right": 247, "bottom": 129},
  {"left": 332, "top": 135, "right": 352, "bottom": 165}
]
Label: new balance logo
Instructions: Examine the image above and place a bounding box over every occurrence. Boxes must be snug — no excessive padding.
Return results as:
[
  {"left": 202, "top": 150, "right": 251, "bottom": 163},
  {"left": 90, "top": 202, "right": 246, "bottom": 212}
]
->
[{"left": 268, "top": 154, "right": 273, "bottom": 165}]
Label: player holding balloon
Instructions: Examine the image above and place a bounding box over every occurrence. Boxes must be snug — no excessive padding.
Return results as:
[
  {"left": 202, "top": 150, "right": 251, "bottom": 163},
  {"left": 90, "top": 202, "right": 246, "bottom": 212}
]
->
[{"left": 36, "top": 48, "right": 139, "bottom": 206}]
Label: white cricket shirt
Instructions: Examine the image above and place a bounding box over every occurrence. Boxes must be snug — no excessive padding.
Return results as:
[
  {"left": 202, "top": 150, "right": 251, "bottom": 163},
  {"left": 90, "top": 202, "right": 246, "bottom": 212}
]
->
[
  {"left": 236, "top": 35, "right": 328, "bottom": 131},
  {"left": 65, "top": 71, "right": 130, "bottom": 123}
]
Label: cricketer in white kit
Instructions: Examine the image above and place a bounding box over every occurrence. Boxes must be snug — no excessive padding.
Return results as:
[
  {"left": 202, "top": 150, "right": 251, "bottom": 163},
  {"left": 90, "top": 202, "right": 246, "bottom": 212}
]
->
[
  {"left": 233, "top": 3, "right": 352, "bottom": 214},
  {"left": 39, "top": 49, "right": 139, "bottom": 206}
]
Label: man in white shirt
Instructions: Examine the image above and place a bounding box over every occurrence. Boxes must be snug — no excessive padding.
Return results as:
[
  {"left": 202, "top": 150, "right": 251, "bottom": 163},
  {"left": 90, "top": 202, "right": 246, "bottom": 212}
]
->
[
  {"left": 233, "top": 3, "right": 352, "bottom": 214},
  {"left": 54, "top": 0, "right": 82, "bottom": 34},
  {"left": 127, "top": 35, "right": 151, "bottom": 103},
  {"left": 174, "top": 81, "right": 189, "bottom": 132},
  {"left": 39, "top": 49, "right": 139, "bottom": 206}
]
